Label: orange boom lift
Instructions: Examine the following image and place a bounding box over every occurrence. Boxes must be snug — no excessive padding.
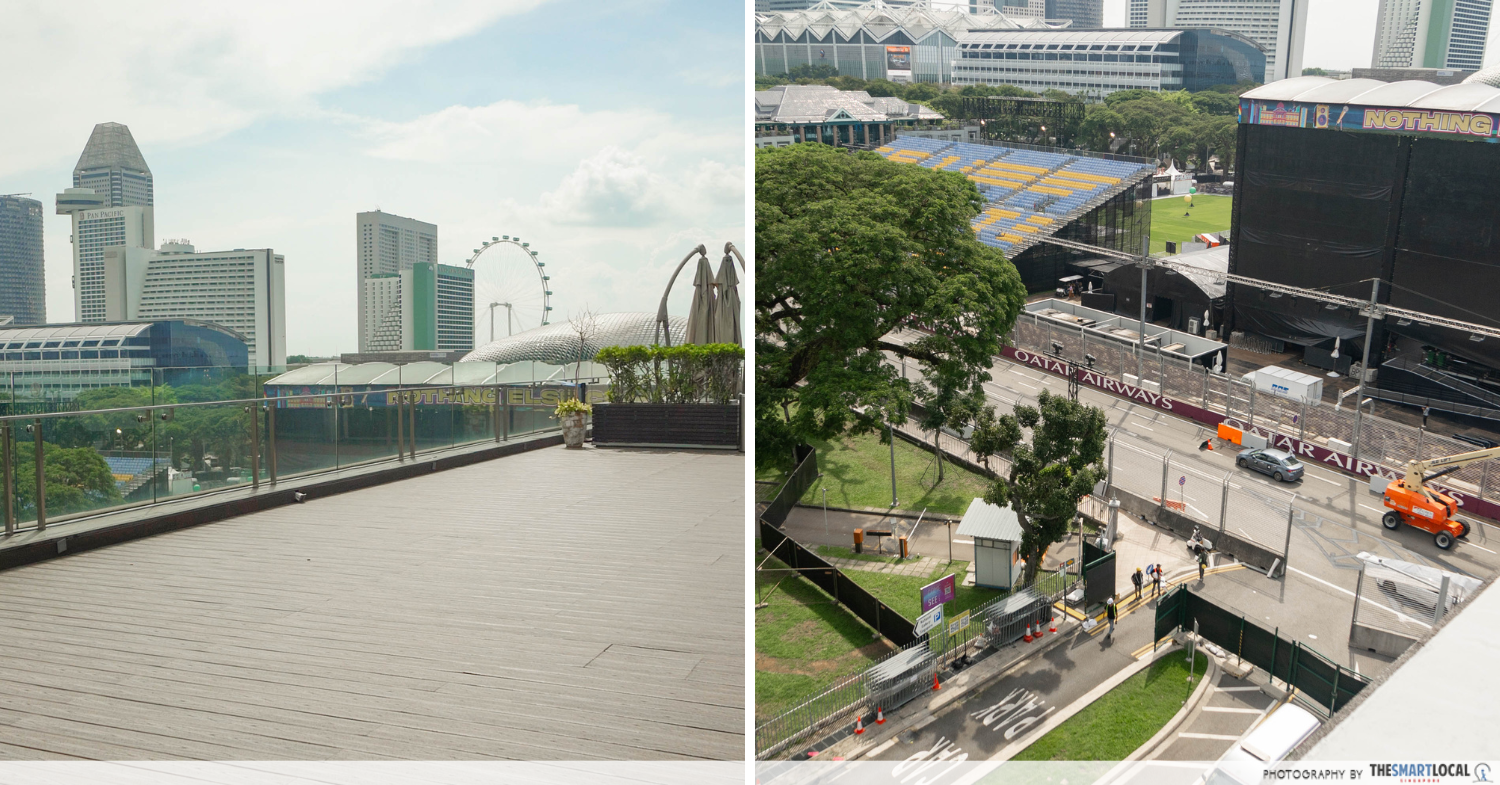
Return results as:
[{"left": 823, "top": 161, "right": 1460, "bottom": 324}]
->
[{"left": 1381, "top": 446, "right": 1500, "bottom": 549}]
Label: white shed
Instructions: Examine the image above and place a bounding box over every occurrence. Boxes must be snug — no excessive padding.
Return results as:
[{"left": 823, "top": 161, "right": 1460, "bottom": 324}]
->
[{"left": 956, "top": 498, "right": 1024, "bottom": 589}]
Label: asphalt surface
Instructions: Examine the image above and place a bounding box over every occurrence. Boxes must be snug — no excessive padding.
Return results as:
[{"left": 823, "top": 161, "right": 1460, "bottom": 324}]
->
[
  {"left": 886, "top": 333, "right": 1500, "bottom": 673},
  {"left": 866, "top": 600, "right": 1155, "bottom": 763}
]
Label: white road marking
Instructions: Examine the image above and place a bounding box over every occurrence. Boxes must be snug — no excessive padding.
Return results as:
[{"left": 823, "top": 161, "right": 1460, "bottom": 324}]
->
[
  {"left": 1016, "top": 382, "right": 1037, "bottom": 390},
  {"left": 1463, "top": 541, "right": 1497, "bottom": 554},
  {"left": 1214, "top": 686, "right": 1261, "bottom": 693},
  {"left": 1309, "top": 474, "right": 1341, "bottom": 487},
  {"left": 1201, "top": 707, "right": 1264, "bottom": 714},
  {"left": 1359, "top": 504, "right": 1386, "bottom": 515},
  {"left": 953, "top": 539, "right": 975, "bottom": 545},
  {"left": 1287, "top": 565, "right": 1431, "bottom": 628},
  {"left": 1178, "top": 732, "right": 1243, "bottom": 740}
]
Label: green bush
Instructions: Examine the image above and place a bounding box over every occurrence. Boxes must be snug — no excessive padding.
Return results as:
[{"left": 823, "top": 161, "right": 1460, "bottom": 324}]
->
[{"left": 595, "top": 344, "right": 743, "bottom": 404}]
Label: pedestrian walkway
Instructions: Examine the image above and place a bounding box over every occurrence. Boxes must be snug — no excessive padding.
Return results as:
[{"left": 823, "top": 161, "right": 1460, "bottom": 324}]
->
[{"left": 1151, "top": 669, "right": 1277, "bottom": 761}]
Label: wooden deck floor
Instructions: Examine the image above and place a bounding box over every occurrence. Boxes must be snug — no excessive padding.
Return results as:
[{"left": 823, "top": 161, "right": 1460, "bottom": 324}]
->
[{"left": 0, "top": 446, "right": 744, "bottom": 760}]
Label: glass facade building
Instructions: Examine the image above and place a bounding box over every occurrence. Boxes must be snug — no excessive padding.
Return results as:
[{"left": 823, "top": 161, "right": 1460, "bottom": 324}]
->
[
  {"left": 0, "top": 320, "right": 250, "bottom": 402},
  {"left": 0, "top": 195, "right": 45, "bottom": 325},
  {"left": 951, "top": 28, "right": 1265, "bottom": 96}
]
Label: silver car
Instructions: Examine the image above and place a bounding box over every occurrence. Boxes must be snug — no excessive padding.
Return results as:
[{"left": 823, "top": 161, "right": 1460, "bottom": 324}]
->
[{"left": 1236, "top": 447, "right": 1304, "bottom": 483}]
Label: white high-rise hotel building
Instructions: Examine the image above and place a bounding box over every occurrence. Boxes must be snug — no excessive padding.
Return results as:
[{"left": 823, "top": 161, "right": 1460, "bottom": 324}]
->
[
  {"left": 356, "top": 210, "right": 437, "bottom": 352},
  {"left": 1128, "top": 0, "right": 1308, "bottom": 82},
  {"left": 1371, "top": 0, "right": 1492, "bottom": 70},
  {"left": 55, "top": 123, "right": 286, "bottom": 368}
]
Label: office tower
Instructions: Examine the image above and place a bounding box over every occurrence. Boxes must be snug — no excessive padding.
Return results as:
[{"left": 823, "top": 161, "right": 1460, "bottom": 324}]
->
[
  {"left": 0, "top": 195, "right": 45, "bottom": 325},
  {"left": 1045, "top": 0, "right": 1103, "bottom": 28},
  {"left": 435, "top": 264, "right": 474, "bottom": 352},
  {"left": 356, "top": 211, "right": 437, "bottom": 352},
  {"left": 57, "top": 122, "right": 157, "bottom": 322},
  {"left": 364, "top": 263, "right": 473, "bottom": 353},
  {"left": 1129, "top": 0, "right": 1308, "bottom": 81},
  {"left": 72, "top": 122, "right": 153, "bottom": 208},
  {"left": 103, "top": 241, "right": 287, "bottom": 369},
  {"left": 1371, "top": 0, "right": 1492, "bottom": 70}
]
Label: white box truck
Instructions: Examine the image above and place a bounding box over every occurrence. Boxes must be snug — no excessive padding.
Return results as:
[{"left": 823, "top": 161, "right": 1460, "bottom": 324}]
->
[{"left": 1240, "top": 366, "right": 1323, "bottom": 403}]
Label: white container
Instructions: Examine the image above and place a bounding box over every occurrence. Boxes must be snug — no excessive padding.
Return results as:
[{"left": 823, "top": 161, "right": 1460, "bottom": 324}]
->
[{"left": 1243, "top": 365, "right": 1324, "bottom": 403}]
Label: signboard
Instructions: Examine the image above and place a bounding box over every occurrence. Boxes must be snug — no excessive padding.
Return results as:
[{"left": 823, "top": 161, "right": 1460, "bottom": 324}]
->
[
  {"left": 885, "top": 45, "right": 912, "bottom": 82},
  {"left": 915, "top": 605, "right": 944, "bottom": 637},
  {"left": 920, "top": 574, "right": 957, "bottom": 614},
  {"left": 1239, "top": 98, "right": 1500, "bottom": 143},
  {"left": 947, "top": 610, "right": 971, "bottom": 636}
]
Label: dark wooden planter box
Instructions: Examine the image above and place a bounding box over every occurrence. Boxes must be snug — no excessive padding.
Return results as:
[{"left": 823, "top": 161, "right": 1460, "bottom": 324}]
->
[{"left": 592, "top": 403, "right": 742, "bottom": 449}]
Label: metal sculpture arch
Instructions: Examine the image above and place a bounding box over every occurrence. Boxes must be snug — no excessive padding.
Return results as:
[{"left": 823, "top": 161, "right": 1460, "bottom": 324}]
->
[{"left": 654, "top": 242, "right": 746, "bottom": 347}]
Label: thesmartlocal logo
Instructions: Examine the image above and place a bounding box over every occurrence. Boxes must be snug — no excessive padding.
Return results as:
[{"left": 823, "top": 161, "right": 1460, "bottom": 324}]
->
[{"left": 1366, "top": 762, "right": 1483, "bottom": 781}]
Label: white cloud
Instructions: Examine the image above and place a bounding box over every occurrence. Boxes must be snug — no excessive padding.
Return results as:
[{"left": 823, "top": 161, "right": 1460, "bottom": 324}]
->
[
  {"left": 540, "top": 147, "right": 666, "bottom": 226},
  {"left": 363, "top": 101, "right": 666, "bottom": 165},
  {"left": 0, "top": 0, "right": 548, "bottom": 177}
]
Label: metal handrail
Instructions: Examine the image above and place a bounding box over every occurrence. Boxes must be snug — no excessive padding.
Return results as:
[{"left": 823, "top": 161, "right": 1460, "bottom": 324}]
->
[{"left": 0, "top": 377, "right": 609, "bottom": 425}]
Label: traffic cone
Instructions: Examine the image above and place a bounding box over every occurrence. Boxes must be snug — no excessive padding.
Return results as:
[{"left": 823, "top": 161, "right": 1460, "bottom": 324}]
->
[
  {"left": 1033, "top": 619, "right": 1044, "bottom": 639},
  {"left": 1049, "top": 614, "right": 1058, "bottom": 634},
  {"left": 932, "top": 673, "right": 941, "bottom": 691},
  {"left": 876, "top": 707, "right": 886, "bottom": 725},
  {"left": 854, "top": 715, "right": 865, "bottom": 735},
  {"left": 1023, "top": 623, "right": 1033, "bottom": 642}
]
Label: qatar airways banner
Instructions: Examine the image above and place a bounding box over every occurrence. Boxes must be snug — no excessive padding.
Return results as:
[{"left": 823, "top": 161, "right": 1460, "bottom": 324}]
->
[{"left": 1002, "top": 346, "right": 1500, "bottom": 522}]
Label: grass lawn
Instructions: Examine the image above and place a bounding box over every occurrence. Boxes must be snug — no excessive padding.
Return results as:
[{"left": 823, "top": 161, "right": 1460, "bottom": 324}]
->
[
  {"left": 794, "top": 429, "right": 993, "bottom": 516},
  {"left": 1150, "top": 194, "right": 1232, "bottom": 255},
  {"left": 843, "top": 560, "right": 1005, "bottom": 620},
  {"left": 1012, "top": 649, "right": 1209, "bottom": 761},
  {"left": 755, "top": 550, "right": 889, "bottom": 722},
  {"left": 816, "top": 544, "right": 919, "bottom": 565}
]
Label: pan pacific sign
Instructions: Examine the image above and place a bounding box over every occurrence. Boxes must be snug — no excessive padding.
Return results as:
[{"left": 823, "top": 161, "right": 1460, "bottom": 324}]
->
[{"left": 1239, "top": 98, "right": 1500, "bottom": 141}]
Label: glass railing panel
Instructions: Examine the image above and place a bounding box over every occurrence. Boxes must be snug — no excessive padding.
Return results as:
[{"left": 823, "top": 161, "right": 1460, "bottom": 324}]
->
[
  {"left": 334, "top": 391, "right": 403, "bottom": 469},
  {"left": 155, "top": 402, "right": 260, "bottom": 499},
  {"left": 453, "top": 386, "right": 495, "bottom": 447},
  {"left": 267, "top": 396, "right": 341, "bottom": 479},
  {"left": 412, "top": 389, "right": 454, "bottom": 454}
]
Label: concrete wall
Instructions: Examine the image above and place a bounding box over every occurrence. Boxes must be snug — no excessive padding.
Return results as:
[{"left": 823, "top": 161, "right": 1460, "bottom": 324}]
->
[{"left": 1349, "top": 621, "right": 1419, "bottom": 659}]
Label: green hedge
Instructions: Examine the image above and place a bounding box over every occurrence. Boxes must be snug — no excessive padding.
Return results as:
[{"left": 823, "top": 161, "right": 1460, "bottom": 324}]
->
[{"left": 594, "top": 344, "right": 743, "bottom": 404}]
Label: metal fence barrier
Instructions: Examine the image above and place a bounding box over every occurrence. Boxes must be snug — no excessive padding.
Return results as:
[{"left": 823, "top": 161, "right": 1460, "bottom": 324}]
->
[
  {"left": 759, "top": 444, "right": 817, "bottom": 529},
  {"left": 754, "top": 556, "right": 1076, "bottom": 760},
  {"left": 1011, "top": 311, "right": 1498, "bottom": 503},
  {"left": 1155, "top": 585, "right": 1370, "bottom": 716}
]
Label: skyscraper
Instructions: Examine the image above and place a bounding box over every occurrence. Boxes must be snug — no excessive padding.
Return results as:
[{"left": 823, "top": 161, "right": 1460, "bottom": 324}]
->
[
  {"left": 1128, "top": 0, "right": 1307, "bottom": 81},
  {"left": 1044, "top": 0, "right": 1103, "bottom": 28},
  {"left": 1371, "top": 0, "right": 1492, "bottom": 70},
  {"left": 57, "top": 123, "right": 156, "bottom": 322},
  {"left": 356, "top": 211, "right": 438, "bottom": 352},
  {"left": 363, "top": 263, "right": 473, "bottom": 353},
  {"left": 72, "top": 122, "right": 153, "bottom": 208},
  {"left": 0, "top": 195, "right": 45, "bottom": 325}
]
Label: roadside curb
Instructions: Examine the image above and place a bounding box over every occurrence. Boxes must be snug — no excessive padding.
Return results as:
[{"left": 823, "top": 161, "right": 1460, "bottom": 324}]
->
[
  {"left": 1131, "top": 652, "right": 1219, "bottom": 763},
  {"left": 985, "top": 642, "right": 1186, "bottom": 762}
]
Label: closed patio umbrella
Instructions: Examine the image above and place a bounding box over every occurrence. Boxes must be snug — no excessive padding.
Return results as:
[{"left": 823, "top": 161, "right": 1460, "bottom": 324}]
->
[
  {"left": 712, "top": 253, "right": 740, "bottom": 346},
  {"left": 685, "top": 253, "right": 717, "bottom": 344}
]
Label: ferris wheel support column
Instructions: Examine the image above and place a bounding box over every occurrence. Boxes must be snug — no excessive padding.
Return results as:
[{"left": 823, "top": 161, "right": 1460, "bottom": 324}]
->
[{"left": 655, "top": 244, "right": 708, "bottom": 348}]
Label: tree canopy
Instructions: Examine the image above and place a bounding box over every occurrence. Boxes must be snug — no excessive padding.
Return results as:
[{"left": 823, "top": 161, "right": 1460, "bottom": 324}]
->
[
  {"left": 755, "top": 143, "right": 1026, "bottom": 469},
  {"left": 13, "top": 442, "right": 121, "bottom": 517},
  {"left": 970, "top": 389, "right": 1108, "bottom": 585}
]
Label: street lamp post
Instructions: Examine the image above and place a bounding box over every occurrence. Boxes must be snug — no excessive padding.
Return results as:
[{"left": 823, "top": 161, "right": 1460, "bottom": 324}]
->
[{"left": 887, "top": 411, "right": 898, "bottom": 509}]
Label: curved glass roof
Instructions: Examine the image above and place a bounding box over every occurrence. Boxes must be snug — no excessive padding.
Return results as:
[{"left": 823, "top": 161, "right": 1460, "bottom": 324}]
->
[{"left": 463, "top": 312, "right": 687, "bottom": 365}]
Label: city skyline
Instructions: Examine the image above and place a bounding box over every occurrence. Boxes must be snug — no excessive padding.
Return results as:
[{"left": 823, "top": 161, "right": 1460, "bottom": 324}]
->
[{"left": 0, "top": 1, "right": 745, "bottom": 357}]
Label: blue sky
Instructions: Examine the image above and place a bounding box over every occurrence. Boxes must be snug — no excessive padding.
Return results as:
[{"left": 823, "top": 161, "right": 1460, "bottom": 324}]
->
[{"left": 0, "top": 0, "right": 746, "bottom": 356}]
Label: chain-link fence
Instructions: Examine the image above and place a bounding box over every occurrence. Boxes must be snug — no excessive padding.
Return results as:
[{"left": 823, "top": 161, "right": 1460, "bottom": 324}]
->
[{"left": 1009, "top": 311, "right": 1498, "bottom": 504}]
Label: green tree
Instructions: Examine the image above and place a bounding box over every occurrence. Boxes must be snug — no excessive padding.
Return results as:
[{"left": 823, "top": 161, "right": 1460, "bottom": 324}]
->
[
  {"left": 783, "top": 63, "right": 838, "bottom": 80},
  {"left": 972, "top": 390, "right": 1108, "bottom": 585},
  {"left": 902, "top": 82, "right": 941, "bottom": 102},
  {"left": 755, "top": 144, "right": 1026, "bottom": 470},
  {"left": 1189, "top": 91, "right": 1238, "bottom": 116},
  {"left": 1302, "top": 67, "right": 1330, "bottom": 76},
  {"left": 862, "top": 79, "right": 903, "bottom": 97},
  {"left": 14, "top": 442, "right": 121, "bottom": 516}
]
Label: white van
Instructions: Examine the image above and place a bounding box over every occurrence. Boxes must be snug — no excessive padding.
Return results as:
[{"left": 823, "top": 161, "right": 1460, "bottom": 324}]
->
[{"left": 1202, "top": 702, "right": 1321, "bottom": 785}]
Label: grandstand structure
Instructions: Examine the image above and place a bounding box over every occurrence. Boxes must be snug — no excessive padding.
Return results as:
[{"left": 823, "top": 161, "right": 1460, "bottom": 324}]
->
[
  {"left": 103, "top": 454, "right": 171, "bottom": 498},
  {"left": 874, "top": 135, "right": 1155, "bottom": 288}
]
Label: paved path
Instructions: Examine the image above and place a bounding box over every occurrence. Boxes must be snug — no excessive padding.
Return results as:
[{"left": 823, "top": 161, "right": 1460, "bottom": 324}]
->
[
  {"left": 0, "top": 446, "right": 743, "bottom": 760},
  {"left": 866, "top": 600, "right": 1153, "bottom": 763}
]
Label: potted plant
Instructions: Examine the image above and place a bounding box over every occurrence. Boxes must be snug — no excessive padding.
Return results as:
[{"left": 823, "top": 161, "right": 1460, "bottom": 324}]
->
[{"left": 554, "top": 398, "right": 592, "bottom": 448}]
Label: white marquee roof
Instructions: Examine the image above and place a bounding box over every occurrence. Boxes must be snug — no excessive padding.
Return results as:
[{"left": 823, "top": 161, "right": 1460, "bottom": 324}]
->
[
  {"left": 1243, "top": 76, "right": 1500, "bottom": 112},
  {"left": 756, "top": 0, "right": 1065, "bottom": 43}
]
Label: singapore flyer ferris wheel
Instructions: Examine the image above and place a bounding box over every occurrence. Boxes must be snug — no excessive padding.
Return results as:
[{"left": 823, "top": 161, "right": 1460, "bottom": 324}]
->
[{"left": 465, "top": 234, "right": 553, "bottom": 345}]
